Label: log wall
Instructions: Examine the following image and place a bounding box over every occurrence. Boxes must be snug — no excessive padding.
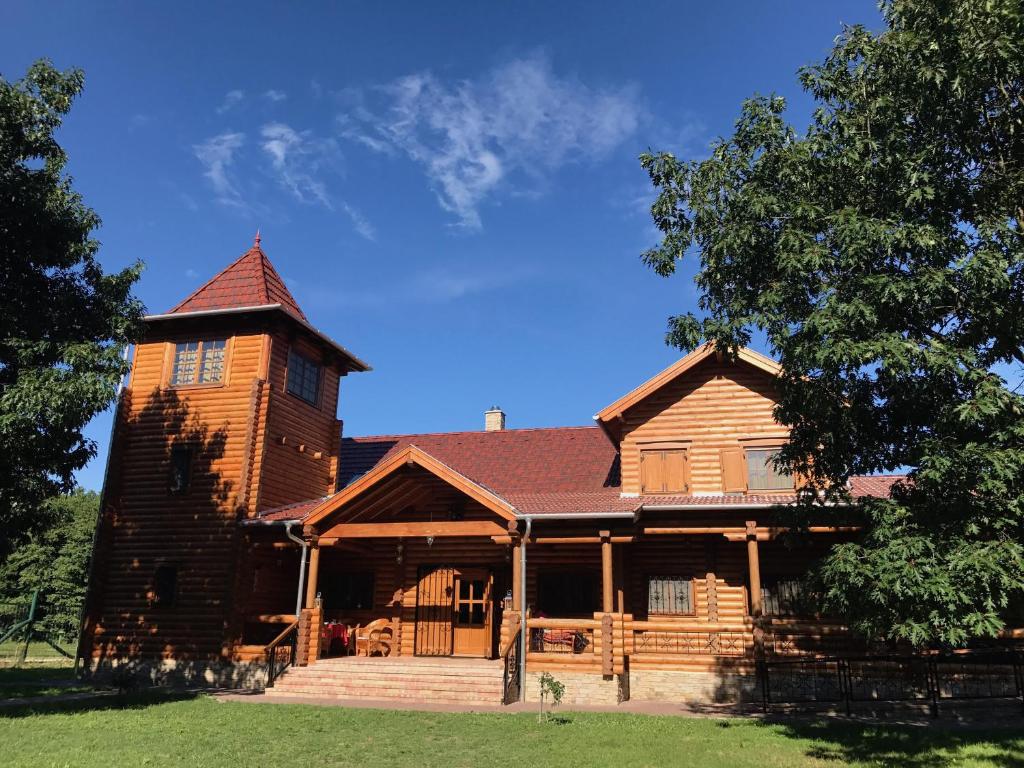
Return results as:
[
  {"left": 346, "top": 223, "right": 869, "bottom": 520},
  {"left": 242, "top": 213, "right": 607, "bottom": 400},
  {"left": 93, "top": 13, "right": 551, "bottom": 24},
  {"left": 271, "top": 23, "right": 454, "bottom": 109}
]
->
[{"left": 619, "top": 357, "right": 787, "bottom": 495}]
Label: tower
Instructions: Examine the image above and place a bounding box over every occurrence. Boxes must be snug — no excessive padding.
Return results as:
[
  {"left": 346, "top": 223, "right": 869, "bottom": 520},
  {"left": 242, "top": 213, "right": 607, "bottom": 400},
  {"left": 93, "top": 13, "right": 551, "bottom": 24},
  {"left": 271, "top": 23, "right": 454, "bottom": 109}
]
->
[{"left": 79, "top": 236, "right": 368, "bottom": 678}]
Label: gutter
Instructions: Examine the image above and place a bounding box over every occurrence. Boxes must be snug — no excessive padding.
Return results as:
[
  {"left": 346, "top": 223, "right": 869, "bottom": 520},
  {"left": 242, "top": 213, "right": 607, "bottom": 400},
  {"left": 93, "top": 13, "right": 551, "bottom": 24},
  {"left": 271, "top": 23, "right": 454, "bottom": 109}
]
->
[
  {"left": 518, "top": 516, "right": 532, "bottom": 703},
  {"left": 283, "top": 521, "right": 308, "bottom": 616}
]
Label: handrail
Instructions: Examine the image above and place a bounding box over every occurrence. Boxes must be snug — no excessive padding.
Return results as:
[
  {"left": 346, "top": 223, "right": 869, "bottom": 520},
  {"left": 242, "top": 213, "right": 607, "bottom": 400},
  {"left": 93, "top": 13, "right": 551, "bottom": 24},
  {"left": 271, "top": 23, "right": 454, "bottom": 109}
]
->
[
  {"left": 502, "top": 628, "right": 522, "bottom": 705},
  {"left": 249, "top": 613, "right": 298, "bottom": 624},
  {"left": 526, "top": 617, "right": 601, "bottom": 630},
  {"left": 626, "top": 619, "right": 752, "bottom": 632},
  {"left": 498, "top": 615, "right": 521, "bottom": 658},
  {"left": 265, "top": 619, "right": 299, "bottom": 688}
]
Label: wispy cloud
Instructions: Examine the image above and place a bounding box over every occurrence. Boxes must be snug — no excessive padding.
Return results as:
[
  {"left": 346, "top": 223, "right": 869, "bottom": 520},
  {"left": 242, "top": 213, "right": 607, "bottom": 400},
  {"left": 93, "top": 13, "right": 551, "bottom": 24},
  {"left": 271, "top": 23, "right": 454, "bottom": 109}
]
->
[
  {"left": 185, "top": 268, "right": 200, "bottom": 279},
  {"left": 193, "top": 131, "right": 246, "bottom": 207},
  {"left": 264, "top": 89, "right": 287, "bottom": 103},
  {"left": 258, "top": 122, "right": 375, "bottom": 241},
  {"left": 216, "top": 89, "right": 244, "bottom": 114},
  {"left": 339, "top": 53, "right": 641, "bottom": 229}
]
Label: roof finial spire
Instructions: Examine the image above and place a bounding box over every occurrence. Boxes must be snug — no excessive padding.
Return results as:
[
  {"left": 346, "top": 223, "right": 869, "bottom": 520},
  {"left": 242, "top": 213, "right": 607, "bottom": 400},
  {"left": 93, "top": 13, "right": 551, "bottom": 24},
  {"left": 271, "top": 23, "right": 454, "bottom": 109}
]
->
[{"left": 253, "top": 228, "right": 261, "bottom": 248}]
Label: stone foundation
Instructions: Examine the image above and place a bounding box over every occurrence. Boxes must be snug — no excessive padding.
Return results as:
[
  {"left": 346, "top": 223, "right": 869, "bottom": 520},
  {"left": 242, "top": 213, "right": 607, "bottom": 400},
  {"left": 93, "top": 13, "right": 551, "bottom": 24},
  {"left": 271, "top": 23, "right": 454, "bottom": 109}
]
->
[
  {"left": 82, "top": 657, "right": 268, "bottom": 690},
  {"left": 628, "top": 669, "right": 757, "bottom": 704},
  {"left": 523, "top": 671, "right": 625, "bottom": 706}
]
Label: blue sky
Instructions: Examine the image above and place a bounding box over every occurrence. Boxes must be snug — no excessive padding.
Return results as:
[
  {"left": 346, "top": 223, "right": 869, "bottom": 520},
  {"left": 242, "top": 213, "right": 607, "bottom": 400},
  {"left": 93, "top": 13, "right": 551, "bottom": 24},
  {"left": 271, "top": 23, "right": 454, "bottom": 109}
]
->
[{"left": 2, "top": 1, "right": 883, "bottom": 491}]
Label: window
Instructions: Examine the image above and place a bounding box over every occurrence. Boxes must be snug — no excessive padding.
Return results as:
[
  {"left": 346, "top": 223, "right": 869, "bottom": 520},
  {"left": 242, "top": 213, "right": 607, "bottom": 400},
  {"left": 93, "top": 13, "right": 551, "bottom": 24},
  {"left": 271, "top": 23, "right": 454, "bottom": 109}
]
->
[
  {"left": 745, "top": 447, "right": 792, "bottom": 491},
  {"left": 640, "top": 447, "right": 689, "bottom": 494},
  {"left": 761, "top": 578, "right": 813, "bottom": 617},
  {"left": 647, "top": 576, "right": 694, "bottom": 616},
  {"left": 536, "top": 570, "right": 599, "bottom": 617},
  {"left": 286, "top": 348, "right": 321, "bottom": 405},
  {"left": 169, "top": 446, "right": 194, "bottom": 493},
  {"left": 152, "top": 565, "right": 178, "bottom": 607},
  {"left": 171, "top": 339, "right": 227, "bottom": 386},
  {"left": 322, "top": 571, "right": 374, "bottom": 611}
]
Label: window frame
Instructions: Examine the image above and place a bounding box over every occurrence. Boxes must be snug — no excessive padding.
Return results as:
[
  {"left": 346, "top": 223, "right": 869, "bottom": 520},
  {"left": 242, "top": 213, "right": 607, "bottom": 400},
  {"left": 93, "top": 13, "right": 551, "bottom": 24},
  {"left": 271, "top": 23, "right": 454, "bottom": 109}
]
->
[
  {"left": 646, "top": 575, "right": 696, "bottom": 617},
  {"left": 760, "top": 576, "right": 814, "bottom": 618},
  {"left": 743, "top": 445, "right": 793, "bottom": 492},
  {"left": 167, "top": 337, "right": 230, "bottom": 388},
  {"left": 285, "top": 346, "right": 323, "bottom": 407}
]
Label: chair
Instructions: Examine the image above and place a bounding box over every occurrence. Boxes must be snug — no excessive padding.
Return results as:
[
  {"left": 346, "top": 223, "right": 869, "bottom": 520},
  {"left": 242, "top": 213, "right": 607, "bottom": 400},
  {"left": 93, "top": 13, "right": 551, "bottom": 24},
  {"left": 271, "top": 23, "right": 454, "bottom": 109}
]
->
[{"left": 354, "top": 618, "right": 394, "bottom": 657}]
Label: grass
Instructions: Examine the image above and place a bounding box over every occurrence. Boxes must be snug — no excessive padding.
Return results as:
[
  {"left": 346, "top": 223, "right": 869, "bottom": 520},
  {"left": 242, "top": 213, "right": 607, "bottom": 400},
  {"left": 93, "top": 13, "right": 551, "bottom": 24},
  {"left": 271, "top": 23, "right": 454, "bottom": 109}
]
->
[
  {"left": 1, "top": 693, "right": 1022, "bottom": 767},
  {"left": 0, "top": 663, "right": 95, "bottom": 700}
]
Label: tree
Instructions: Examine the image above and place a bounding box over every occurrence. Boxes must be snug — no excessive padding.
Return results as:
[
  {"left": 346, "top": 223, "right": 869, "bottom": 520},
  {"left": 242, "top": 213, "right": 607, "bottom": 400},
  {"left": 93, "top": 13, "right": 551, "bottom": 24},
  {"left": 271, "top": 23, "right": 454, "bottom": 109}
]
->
[
  {"left": 0, "top": 490, "right": 98, "bottom": 639},
  {"left": 0, "top": 60, "right": 143, "bottom": 552},
  {"left": 640, "top": 0, "right": 1023, "bottom": 646}
]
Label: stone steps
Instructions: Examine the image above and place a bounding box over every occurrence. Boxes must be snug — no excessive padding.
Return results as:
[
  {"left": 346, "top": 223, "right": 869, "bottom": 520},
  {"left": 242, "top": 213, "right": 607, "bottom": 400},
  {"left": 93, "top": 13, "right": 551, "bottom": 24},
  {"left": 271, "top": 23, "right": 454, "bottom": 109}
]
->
[{"left": 265, "top": 657, "right": 505, "bottom": 704}]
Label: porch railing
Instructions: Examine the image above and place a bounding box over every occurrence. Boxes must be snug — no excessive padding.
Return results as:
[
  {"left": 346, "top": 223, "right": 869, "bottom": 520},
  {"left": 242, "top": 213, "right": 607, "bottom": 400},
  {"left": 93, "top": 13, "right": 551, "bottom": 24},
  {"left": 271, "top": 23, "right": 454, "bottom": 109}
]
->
[
  {"left": 502, "top": 628, "right": 522, "bottom": 704},
  {"left": 628, "top": 620, "right": 753, "bottom": 658},
  {"left": 527, "top": 617, "right": 598, "bottom": 656},
  {"left": 265, "top": 619, "right": 299, "bottom": 688}
]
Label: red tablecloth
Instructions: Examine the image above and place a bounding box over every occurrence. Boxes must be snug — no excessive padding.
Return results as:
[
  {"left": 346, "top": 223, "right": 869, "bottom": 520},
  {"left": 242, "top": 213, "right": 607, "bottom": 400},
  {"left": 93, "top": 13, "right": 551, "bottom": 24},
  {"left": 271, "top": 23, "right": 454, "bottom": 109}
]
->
[{"left": 322, "top": 623, "right": 349, "bottom": 650}]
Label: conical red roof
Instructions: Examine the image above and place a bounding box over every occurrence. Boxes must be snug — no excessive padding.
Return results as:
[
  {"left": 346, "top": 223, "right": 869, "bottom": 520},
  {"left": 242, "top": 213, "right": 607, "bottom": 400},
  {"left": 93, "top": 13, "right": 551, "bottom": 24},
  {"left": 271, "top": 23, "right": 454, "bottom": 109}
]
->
[{"left": 169, "top": 235, "right": 307, "bottom": 320}]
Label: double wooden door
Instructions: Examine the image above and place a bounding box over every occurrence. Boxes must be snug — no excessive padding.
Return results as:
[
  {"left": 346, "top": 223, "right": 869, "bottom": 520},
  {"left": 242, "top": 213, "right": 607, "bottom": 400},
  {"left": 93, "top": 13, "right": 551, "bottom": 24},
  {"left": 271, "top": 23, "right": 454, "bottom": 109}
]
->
[{"left": 415, "top": 566, "right": 493, "bottom": 657}]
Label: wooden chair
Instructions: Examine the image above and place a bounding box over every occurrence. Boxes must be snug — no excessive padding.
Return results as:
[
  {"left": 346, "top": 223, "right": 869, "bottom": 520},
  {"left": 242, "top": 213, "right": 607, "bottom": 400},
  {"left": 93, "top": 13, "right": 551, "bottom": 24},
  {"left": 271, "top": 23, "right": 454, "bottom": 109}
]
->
[{"left": 354, "top": 618, "right": 394, "bottom": 657}]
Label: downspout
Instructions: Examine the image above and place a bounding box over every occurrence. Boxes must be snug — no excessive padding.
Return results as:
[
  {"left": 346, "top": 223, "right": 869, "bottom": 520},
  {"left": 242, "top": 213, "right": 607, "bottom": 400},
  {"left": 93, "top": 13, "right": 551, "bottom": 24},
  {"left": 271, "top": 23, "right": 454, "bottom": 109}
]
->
[
  {"left": 519, "top": 516, "right": 532, "bottom": 703},
  {"left": 284, "top": 522, "right": 308, "bottom": 616}
]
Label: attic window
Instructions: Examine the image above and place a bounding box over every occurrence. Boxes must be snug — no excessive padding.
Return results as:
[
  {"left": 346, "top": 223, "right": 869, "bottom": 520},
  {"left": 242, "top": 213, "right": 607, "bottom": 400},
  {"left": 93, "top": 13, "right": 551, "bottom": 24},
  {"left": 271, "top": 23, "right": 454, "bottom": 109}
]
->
[
  {"left": 171, "top": 339, "right": 227, "bottom": 385},
  {"left": 287, "top": 348, "right": 322, "bottom": 406},
  {"left": 745, "top": 448, "right": 791, "bottom": 491}
]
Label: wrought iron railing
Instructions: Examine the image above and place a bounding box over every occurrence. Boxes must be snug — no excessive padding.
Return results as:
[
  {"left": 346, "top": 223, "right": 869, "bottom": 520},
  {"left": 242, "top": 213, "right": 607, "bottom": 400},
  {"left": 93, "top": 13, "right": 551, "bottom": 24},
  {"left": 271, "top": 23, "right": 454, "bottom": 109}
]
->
[
  {"left": 630, "top": 621, "right": 751, "bottom": 657},
  {"left": 758, "top": 648, "right": 1024, "bottom": 717},
  {"left": 265, "top": 620, "right": 299, "bottom": 688},
  {"left": 502, "top": 628, "right": 522, "bottom": 705}
]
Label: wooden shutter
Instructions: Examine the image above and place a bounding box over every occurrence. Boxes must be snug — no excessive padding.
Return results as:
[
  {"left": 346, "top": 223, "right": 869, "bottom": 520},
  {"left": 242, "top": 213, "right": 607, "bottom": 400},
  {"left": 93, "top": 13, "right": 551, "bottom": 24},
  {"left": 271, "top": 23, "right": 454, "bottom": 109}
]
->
[
  {"left": 662, "top": 449, "right": 688, "bottom": 493},
  {"left": 720, "top": 447, "right": 747, "bottom": 493},
  {"left": 640, "top": 449, "right": 663, "bottom": 494},
  {"left": 641, "top": 448, "right": 688, "bottom": 493}
]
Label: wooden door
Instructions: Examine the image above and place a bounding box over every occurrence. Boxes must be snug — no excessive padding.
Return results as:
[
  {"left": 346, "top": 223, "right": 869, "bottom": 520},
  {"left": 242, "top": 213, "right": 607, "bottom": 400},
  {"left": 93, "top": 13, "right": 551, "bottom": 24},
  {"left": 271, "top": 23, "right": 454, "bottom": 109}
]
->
[
  {"left": 452, "top": 568, "right": 492, "bottom": 657},
  {"left": 414, "top": 566, "right": 455, "bottom": 656}
]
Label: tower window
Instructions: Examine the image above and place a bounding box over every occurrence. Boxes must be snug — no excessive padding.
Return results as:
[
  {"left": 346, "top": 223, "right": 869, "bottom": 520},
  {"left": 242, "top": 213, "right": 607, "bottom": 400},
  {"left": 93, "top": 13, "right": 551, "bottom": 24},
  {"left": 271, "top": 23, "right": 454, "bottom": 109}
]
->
[
  {"left": 152, "top": 564, "right": 178, "bottom": 607},
  {"left": 286, "top": 348, "right": 322, "bottom": 405},
  {"left": 171, "top": 339, "right": 227, "bottom": 386},
  {"left": 169, "top": 445, "right": 194, "bottom": 493}
]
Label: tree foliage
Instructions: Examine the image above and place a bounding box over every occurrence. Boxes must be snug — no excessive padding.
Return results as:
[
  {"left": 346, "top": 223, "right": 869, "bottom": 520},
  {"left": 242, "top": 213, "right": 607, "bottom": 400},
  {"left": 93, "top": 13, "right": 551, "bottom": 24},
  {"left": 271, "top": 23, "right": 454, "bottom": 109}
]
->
[
  {"left": 640, "top": 1, "right": 1024, "bottom": 646},
  {"left": 0, "top": 490, "right": 97, "bottom": 639},
  {"left": 0, "top": 60, "right": 143, "bottom": 552}
]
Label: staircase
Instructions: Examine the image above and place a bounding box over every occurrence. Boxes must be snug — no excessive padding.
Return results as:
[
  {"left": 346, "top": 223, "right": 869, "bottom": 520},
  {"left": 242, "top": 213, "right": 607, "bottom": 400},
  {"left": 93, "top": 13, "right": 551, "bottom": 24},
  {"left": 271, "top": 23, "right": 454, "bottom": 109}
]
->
[{"left": 264, "top": 656, "right": 505, "bottom": 705}]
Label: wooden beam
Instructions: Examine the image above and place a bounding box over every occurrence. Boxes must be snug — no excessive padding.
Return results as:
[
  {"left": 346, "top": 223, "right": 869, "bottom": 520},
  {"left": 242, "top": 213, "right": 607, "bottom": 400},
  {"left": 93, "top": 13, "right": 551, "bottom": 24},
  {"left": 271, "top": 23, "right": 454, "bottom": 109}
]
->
[
  {"left": 305, "top": 544, "right": 321, "bottom": 609},
  {"left": 614, "top": 543, "right": 625, "bottom": 613},
  {"left": 746, "top": 521, "right": 762, "bottom": 618},
  {"left": 320, "top": 520, "right": 507, "bottom": 539},
  {"left": 601, "top": 534, "right": 613, "bottom": 613},
  {"left": 512, "top": 543, "right": 522, "bottom": 612}
]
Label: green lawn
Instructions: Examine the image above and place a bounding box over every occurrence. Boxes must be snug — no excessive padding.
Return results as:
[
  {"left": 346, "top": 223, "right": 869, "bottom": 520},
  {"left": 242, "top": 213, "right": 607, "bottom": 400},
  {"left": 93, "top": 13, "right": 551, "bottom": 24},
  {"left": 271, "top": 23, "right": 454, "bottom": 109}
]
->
[
  {"left": 0, "top": 664, "right": 96, "bottom": 700},
  {"left": 1, "top": 693, "right": 1022, "bottom": 767}
]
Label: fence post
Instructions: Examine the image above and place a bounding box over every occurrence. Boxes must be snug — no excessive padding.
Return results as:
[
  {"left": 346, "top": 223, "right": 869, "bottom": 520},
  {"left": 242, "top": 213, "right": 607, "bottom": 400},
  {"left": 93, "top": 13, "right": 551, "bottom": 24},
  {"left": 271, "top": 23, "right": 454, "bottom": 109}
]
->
[
  {"left": 758, "top": 658, "right": 769, "bottom": 713},
  {"left": 927, "top": 657, "right": 940, "bottom": 719}
]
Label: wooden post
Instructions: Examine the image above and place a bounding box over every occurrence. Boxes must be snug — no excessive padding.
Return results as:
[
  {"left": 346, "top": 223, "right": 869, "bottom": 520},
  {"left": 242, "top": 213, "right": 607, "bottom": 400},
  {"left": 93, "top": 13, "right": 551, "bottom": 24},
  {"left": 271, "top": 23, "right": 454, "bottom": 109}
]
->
[
  {"left": 746, "top": 521, "right": 762, "bottom": 617},
  {"left": 305, "top": 543, "right": 321, "bottom": 609},
  {"left": 614, "top": 543, "right": 625, "bottom": 613},
  {"left": 512, "top": 543, "right": 522, "bottom": 611},
  {"left": 601, "top": 532, "right": 613, "bottom": 613}
]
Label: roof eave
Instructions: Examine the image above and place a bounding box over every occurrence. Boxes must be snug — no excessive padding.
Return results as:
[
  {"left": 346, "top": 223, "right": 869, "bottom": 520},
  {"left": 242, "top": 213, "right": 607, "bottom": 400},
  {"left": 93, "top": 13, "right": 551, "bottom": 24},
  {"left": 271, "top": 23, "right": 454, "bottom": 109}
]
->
[{"left": 144, "top": 303, "right": 371, "bottom": 373}]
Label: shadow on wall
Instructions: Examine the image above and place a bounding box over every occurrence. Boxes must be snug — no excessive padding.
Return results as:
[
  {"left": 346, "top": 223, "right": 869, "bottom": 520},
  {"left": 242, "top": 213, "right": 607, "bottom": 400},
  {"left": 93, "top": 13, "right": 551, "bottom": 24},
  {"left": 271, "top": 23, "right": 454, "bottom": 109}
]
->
[{"left": 85, "top": 387, "right": 241, "bottom": 684}]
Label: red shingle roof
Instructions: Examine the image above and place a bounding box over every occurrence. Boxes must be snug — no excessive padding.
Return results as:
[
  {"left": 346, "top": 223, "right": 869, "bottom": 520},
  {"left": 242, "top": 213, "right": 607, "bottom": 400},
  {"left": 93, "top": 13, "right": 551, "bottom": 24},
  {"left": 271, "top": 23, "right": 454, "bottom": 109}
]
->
[
  {"left": 251, "top": 425, "right": 906, "bottom": 522},
  {"left": 170, "top": 236, "right": 307, "bottom": 320}
]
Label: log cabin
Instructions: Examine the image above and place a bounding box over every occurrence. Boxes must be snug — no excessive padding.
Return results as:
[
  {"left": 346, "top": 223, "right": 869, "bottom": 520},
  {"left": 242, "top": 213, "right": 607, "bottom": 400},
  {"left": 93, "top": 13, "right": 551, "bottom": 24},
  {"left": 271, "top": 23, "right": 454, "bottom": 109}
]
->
[{"left": 78, "top": 236, "right": 904, "bottom": 705}]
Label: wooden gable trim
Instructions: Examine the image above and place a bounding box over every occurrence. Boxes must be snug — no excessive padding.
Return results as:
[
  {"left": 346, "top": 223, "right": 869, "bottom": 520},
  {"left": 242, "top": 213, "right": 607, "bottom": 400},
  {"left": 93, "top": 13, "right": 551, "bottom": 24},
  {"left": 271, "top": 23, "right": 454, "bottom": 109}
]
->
[
  {"left": 302, "top": 444, "right": 518, "bottom": 531},
  {"left": 594, "top": 343, "right": 782, "bottom": 440}
]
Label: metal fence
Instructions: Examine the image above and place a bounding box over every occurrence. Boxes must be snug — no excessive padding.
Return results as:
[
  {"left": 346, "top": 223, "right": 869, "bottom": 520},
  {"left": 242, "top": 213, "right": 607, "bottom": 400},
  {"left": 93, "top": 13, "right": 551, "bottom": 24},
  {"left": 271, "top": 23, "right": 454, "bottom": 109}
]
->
[
  {"left": 757, "top": 648, "right": 1024, "bottom": 717},
  {"left": 0, "top": 591, "right": 77, "bottom": 666}
]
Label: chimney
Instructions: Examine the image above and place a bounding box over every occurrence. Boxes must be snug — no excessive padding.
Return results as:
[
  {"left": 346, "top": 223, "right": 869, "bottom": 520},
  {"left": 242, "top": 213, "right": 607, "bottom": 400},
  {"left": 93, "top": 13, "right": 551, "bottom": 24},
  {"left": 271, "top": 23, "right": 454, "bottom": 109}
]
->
[{"left": 484, "top": 406, "right": 506, "bottom": 432}]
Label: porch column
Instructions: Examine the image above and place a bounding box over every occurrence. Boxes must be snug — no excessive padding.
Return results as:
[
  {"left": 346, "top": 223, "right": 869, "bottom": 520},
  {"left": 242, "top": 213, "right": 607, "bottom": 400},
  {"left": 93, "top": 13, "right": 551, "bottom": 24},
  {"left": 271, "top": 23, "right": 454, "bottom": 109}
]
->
[
  {"left": 745, "top": 521, "right": 762, "bottom": 617},
  {"left": 601, "top": 531, "right": 614, "bottom": 613},
  {"left": 614, "top": 544, "right": 625, "bottom": 613},
  {"left": 511, "top": 542, "right": 522, "bottom": 611},
  {"left": 305, "top": 541, "right": 321, "bottom": 609}
]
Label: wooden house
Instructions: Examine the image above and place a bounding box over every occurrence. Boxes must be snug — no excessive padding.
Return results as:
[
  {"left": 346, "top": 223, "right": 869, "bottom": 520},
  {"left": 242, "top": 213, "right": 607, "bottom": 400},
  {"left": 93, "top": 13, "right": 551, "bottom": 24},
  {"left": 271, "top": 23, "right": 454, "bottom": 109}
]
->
[{"left": 78, "top": 237, "right": 901, "bottom": 704}]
